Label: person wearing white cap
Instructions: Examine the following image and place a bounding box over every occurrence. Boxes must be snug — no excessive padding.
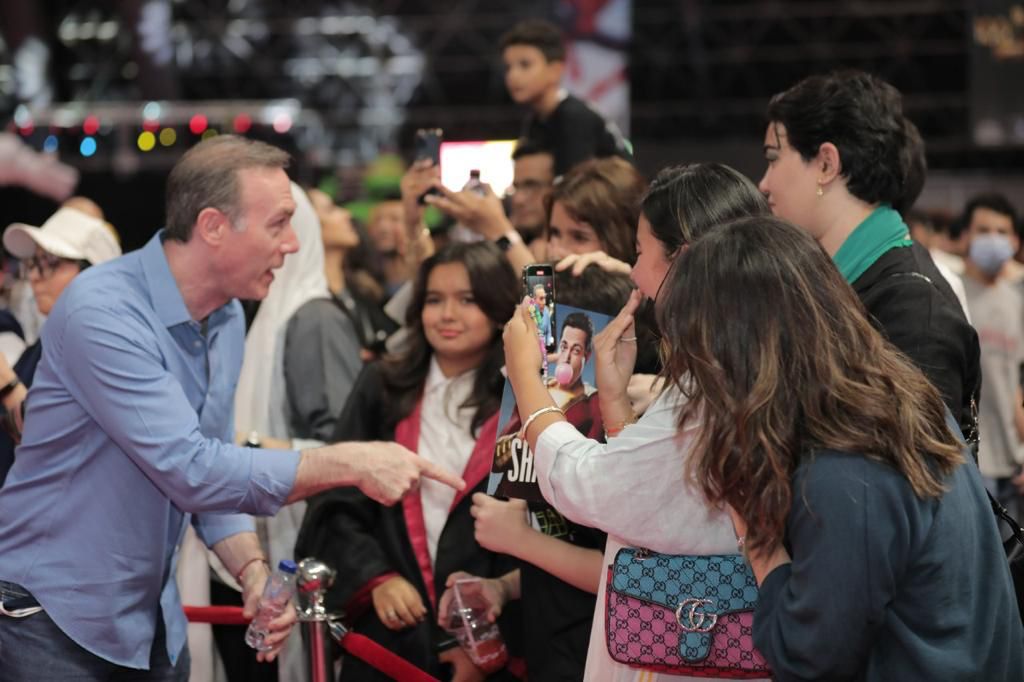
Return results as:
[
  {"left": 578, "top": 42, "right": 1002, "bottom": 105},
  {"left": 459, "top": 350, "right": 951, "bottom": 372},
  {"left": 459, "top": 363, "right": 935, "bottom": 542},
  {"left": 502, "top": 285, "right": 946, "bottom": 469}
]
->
[
  {"left": 3, "top": 206, "right": 121, "bottom": 312},
  {"left": 0, "top": 206, "right": 121, "bottom": 487}
]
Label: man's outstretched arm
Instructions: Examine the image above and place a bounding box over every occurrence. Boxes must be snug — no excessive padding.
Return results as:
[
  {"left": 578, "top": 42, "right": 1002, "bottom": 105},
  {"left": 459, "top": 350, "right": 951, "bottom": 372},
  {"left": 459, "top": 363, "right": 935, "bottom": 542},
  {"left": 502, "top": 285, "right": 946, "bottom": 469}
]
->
[{"left": 286, "top": 441, "right": 465, "bottom": 506}]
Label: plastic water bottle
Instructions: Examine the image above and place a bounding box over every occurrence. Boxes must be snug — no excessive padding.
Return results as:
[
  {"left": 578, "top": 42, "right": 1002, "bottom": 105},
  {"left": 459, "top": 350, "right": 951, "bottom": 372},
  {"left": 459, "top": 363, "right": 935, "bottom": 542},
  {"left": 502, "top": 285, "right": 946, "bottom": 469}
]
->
[
  {"left": 450, "top": 170, "right": 488, "bottom": 243},
  {"left": 245, "top": 559, "right": 297, "bottom": 651},
  {"left": 464, "top": 169, "right": 486, "bottom": 196}
]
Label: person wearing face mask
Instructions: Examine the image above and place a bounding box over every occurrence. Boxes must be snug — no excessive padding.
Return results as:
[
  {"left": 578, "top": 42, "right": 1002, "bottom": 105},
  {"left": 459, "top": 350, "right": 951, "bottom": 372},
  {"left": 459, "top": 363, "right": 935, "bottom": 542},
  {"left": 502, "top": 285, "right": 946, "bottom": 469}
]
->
[{"left": 960, "top": 193, "right": 1024, "bottom": 519}]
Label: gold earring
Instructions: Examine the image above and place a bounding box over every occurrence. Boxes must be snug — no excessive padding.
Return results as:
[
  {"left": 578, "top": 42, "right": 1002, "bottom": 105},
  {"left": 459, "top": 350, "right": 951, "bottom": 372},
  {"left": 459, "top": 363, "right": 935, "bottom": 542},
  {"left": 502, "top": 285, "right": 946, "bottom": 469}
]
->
[{"left": 816, "top": 183, "right": 824, "bottom": 197}]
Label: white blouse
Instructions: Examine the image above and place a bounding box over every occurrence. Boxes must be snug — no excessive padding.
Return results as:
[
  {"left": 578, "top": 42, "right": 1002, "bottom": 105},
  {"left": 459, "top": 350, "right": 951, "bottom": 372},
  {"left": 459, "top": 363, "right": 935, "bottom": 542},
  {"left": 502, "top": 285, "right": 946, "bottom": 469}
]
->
[
  {"left": 533, "top": 385, "right": 758, "bottom": 682},
  {"left": 418, "top": 357, "right": 478, "bottom": 565},
  {"left": 534, "top": 386, "right": 735, "bottom": 555}
]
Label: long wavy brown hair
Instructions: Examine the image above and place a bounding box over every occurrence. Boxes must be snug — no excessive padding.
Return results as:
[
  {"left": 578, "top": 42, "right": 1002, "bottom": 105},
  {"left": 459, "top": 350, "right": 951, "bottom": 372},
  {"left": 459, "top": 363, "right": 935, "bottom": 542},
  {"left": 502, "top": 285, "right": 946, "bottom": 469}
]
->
[{"left": 657, "top": 216, "right": 963, "bottom": 554}]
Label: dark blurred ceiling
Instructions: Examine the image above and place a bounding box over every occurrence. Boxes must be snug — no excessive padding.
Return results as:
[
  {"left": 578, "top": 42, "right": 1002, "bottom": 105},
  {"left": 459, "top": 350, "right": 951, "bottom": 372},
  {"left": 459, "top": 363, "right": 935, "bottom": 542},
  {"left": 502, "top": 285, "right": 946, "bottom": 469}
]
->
[{"left": 0, "top": 0, "right": 1019, "bottom": 173}]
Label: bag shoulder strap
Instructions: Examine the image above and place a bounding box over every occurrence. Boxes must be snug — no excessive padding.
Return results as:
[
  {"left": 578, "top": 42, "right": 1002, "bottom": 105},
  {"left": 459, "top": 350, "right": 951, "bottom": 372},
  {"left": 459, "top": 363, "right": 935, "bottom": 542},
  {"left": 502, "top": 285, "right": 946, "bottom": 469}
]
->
[{"left": 988, "top": 489, "right": 1024, "bottom": 547}]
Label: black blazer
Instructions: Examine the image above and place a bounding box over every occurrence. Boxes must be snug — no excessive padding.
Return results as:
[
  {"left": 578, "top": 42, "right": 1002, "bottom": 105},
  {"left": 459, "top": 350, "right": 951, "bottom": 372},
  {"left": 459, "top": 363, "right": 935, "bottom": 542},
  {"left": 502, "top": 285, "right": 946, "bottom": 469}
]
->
[{"left": 852, "top": 242, "right": 981, "bottom": 439}]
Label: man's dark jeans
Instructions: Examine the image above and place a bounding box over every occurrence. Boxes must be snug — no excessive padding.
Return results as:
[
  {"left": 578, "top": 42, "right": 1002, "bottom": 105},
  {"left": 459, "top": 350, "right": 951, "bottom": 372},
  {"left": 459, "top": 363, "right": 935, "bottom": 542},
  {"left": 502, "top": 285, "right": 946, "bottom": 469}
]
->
[{"left": 0, "top": 580, "right": 189, "bottom": 681}]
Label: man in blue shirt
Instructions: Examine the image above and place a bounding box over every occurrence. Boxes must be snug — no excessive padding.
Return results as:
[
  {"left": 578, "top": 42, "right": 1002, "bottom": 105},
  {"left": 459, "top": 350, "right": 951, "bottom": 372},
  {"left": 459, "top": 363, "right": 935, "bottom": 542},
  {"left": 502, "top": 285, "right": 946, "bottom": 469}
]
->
[{"left": 0, "top": 136, "right": 464, "bottom": 680}]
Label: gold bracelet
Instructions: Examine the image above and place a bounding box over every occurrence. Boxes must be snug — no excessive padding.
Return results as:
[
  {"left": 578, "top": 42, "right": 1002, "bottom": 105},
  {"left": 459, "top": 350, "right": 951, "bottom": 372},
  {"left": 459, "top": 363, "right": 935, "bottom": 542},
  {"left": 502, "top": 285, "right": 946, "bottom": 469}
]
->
[{"left": 518, "top": 405, "right": 564, "bottom": 441}]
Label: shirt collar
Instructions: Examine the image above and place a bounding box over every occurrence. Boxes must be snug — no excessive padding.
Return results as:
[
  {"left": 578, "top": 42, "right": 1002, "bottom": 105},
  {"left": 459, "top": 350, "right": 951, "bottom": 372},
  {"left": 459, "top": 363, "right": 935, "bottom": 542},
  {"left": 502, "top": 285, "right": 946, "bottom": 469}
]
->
[
  {"left": 424, "top": 356, "right": 476, "bottom": 396},
  {"left": 140, "top": 230, "right": 238, "bottom": 331}
]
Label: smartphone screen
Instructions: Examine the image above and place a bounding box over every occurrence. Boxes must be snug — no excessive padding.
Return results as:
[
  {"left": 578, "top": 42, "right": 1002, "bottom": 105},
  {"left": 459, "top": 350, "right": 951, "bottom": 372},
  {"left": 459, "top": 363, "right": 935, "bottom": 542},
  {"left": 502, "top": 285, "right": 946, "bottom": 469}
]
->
[
  {"left": 414, "top": 128, "right": 443, "bottom": 205},
  {"left": 414, "top": 128, "right": 443, "bottom": 165},
  {"left": 523, "top": 264, "right": 556, "bottom": 353}
]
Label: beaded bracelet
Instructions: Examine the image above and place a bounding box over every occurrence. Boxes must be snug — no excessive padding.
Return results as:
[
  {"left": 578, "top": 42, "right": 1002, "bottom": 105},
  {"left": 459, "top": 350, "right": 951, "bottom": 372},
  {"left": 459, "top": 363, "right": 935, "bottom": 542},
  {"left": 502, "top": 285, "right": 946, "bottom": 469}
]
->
[
  {"left": 604, "top": 413, "right": 638, "bottom": 439},
  {"left": 235, "top": 556, "right": 269, "bottom": 584}
]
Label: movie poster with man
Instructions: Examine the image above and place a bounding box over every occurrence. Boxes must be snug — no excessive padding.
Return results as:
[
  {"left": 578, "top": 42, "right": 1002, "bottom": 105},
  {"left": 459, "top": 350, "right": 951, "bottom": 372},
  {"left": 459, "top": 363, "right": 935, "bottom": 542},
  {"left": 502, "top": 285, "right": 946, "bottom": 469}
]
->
[{"left": 488, "top": 303, "right": 611, "bottom": 501}]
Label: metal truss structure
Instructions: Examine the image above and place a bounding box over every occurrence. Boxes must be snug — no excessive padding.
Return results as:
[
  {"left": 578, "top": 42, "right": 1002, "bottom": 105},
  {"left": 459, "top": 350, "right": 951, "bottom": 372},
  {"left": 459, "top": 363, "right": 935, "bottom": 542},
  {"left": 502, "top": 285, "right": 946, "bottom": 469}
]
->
[
  {"left": 0, "top": 0, "right": 547, "bottom": 168},
  {"left": 633, "top": 0, "right": 1018, "bottom": 169},
  {"left": 0, "top": 0, "right": 1017, "bottom": 171}
]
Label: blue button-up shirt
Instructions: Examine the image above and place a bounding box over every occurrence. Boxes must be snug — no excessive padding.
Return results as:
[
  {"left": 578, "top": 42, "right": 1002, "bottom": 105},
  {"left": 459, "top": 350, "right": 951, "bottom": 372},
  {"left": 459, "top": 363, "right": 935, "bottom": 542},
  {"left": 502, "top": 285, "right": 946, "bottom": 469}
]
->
[{"left": 0, "top": 232, "right": 300, "bottom": 669}]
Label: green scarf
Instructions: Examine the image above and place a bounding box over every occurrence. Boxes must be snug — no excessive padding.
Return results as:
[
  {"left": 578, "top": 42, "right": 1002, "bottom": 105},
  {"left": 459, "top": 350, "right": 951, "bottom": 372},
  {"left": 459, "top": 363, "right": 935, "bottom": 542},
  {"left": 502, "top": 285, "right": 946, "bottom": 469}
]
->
[{"left": 832, "top": 205, "right": 913, "bottom": 284}]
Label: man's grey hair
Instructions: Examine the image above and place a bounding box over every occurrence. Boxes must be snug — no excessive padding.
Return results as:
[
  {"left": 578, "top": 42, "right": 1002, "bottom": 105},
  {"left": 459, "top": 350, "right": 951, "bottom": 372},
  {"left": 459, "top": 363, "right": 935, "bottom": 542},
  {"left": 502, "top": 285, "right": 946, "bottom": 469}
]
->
[{"left": 164, "top": 135, "right": 291, "bottom": 242}]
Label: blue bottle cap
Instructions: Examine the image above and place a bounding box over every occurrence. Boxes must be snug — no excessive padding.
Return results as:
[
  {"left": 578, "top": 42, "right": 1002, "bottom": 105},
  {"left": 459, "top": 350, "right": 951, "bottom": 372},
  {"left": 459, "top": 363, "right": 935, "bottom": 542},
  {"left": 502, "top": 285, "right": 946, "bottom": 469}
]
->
[{"left": 278, "top": 560, "right": 298, "bottom": 574}]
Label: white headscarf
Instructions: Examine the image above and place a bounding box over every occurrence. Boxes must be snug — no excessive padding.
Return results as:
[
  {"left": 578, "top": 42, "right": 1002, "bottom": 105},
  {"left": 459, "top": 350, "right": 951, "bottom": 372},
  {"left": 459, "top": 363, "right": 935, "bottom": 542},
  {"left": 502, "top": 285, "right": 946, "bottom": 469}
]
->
[
  {"left": 228, "top": 182, "right": 328, "bottom": 682},
  {"left": 234, "top": 182, "right": 329, "bottom": 439}
]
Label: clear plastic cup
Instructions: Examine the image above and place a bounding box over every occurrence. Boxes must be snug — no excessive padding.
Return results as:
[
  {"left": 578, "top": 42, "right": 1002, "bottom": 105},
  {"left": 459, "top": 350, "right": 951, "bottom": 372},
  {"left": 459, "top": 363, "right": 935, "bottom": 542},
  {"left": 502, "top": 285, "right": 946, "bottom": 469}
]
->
[{"left": 444, "top": 578, "right": 508, "bottom": 673}]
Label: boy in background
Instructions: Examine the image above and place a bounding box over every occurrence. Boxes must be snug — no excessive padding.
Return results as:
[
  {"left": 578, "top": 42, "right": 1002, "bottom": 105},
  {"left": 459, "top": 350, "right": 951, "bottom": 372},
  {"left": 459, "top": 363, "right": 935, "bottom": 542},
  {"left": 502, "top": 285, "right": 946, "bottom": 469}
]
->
[{"left": 500, "top": 19, "right": 631, "bottom": 176}]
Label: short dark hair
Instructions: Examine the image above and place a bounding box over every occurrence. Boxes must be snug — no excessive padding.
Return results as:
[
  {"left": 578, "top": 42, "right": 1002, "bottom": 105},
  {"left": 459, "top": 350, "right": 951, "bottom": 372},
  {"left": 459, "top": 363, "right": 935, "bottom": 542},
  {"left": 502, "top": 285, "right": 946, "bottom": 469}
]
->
[
  {"left": 512, "top": 137, "right": 554, "bottom": 162},
  {"left": 554, "top": 265, "right": 632, "bottom": 317},
  {"left": 560, "top": 311, "right": 594, "bottom": 355},
  {"left": 500, "top": 19, "right": 565, "bottom": 62},
  {"left": 960, "top": 193, "right": 1021, "bottom": 239},
  {"left": 165, "top": 135, "right": 291, "bottom": 242},
  {"left": 641, "top": 163, "right": 771, "bottom": 257},
  {"left": 767, "top": 70, "right": 918, "bottom": 208},
  {"left": 896, "top": 118, "right": 927, "bottom": 215}
]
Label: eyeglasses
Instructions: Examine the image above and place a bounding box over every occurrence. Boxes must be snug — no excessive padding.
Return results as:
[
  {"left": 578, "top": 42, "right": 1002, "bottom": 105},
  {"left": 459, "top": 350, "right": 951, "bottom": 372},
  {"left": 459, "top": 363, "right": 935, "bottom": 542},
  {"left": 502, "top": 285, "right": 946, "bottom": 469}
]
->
[
  {"left": 508, "top": 179, "right": 551, "bottom": 197},
  {"left": 19, "top": 253, "right": 71, "bottom": 279}
]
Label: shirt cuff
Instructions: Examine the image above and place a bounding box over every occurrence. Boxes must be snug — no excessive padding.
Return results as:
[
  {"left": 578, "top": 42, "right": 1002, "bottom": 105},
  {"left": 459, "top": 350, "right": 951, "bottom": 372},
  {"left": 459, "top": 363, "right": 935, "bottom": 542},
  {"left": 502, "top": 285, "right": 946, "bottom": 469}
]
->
[
  {"left": 243, "top": 447, "right": 302, "bottom": 515},
  {"left": 193, "top": 512, "right": 256, "bottom": 548},
  {"left": 534, "top": 420, "right": 585, "bottom": 500}
]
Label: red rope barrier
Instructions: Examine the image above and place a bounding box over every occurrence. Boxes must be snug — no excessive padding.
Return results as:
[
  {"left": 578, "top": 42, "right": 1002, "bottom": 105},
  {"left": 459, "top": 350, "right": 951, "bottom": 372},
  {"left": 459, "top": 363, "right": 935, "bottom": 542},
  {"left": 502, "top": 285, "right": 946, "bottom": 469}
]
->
[
  {"left": 183, "top": 606, "right": 441, "bottom": 681},
  {"left": 342, "top": 632, "right": 441, "bottom": 682},
  {"left": 183, "top": 605, "right": 250, "bottom": 625}
]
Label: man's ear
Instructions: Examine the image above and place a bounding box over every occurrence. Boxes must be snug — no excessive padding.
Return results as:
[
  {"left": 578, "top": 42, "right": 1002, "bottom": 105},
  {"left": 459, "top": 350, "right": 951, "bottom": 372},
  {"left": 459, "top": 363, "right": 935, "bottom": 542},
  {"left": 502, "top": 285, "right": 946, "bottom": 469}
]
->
[
  {"left": 194, "top": 207, "right": 229, "bottom": 247},
  {"left": 816, "top": 143, "right": 842, "bottom": 186}
]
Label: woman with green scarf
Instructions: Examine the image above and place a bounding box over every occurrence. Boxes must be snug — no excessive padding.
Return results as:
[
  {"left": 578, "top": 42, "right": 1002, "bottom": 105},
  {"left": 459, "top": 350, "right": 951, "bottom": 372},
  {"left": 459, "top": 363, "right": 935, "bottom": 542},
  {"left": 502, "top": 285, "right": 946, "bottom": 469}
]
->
[{"left": 757, "top": 70, "right": 981, "bottom": 443}]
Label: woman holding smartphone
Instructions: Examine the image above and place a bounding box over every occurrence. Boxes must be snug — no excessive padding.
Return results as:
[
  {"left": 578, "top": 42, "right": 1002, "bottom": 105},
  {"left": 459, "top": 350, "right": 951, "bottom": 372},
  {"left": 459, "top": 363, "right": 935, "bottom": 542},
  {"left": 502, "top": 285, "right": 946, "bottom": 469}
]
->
[
  {"left": 296, "top": 241, "right": 519, "bottom": 681},
  {"left": 501, "top": 163, "right": 772, "bottom": 681}
]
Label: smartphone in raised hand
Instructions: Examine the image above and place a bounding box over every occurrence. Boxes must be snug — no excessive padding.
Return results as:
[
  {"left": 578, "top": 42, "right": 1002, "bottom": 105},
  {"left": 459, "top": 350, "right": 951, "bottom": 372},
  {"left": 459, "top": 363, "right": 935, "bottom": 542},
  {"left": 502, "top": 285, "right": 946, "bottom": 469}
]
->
[
  {"left": 414, "top": 128, "right": 443, "bottom": 205},
  {"left": 522, "top": 264, "right": 556, "bottom": 353}
]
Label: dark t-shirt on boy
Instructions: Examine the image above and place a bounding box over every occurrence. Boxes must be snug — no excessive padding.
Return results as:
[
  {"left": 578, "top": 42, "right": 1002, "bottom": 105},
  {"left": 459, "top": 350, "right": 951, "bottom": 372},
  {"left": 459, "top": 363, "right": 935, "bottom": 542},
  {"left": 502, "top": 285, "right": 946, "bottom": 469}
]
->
[{"left": 521, "top": 93, "right": 631, "bottom": 175}]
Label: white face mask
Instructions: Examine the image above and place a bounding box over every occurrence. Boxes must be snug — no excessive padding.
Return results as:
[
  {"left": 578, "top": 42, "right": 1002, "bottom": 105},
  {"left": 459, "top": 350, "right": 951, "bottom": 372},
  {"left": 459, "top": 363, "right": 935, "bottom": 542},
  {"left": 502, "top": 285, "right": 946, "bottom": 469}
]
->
[{"left": 969, "top": 233, "right": 1016, "bottom": 276}]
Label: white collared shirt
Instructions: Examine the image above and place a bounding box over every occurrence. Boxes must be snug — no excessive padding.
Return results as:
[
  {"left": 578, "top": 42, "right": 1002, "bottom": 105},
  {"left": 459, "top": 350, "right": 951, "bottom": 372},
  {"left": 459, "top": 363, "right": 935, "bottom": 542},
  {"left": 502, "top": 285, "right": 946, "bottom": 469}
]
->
[{"left": 418, "top": 356, "right": 478, "bottom": 564}]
